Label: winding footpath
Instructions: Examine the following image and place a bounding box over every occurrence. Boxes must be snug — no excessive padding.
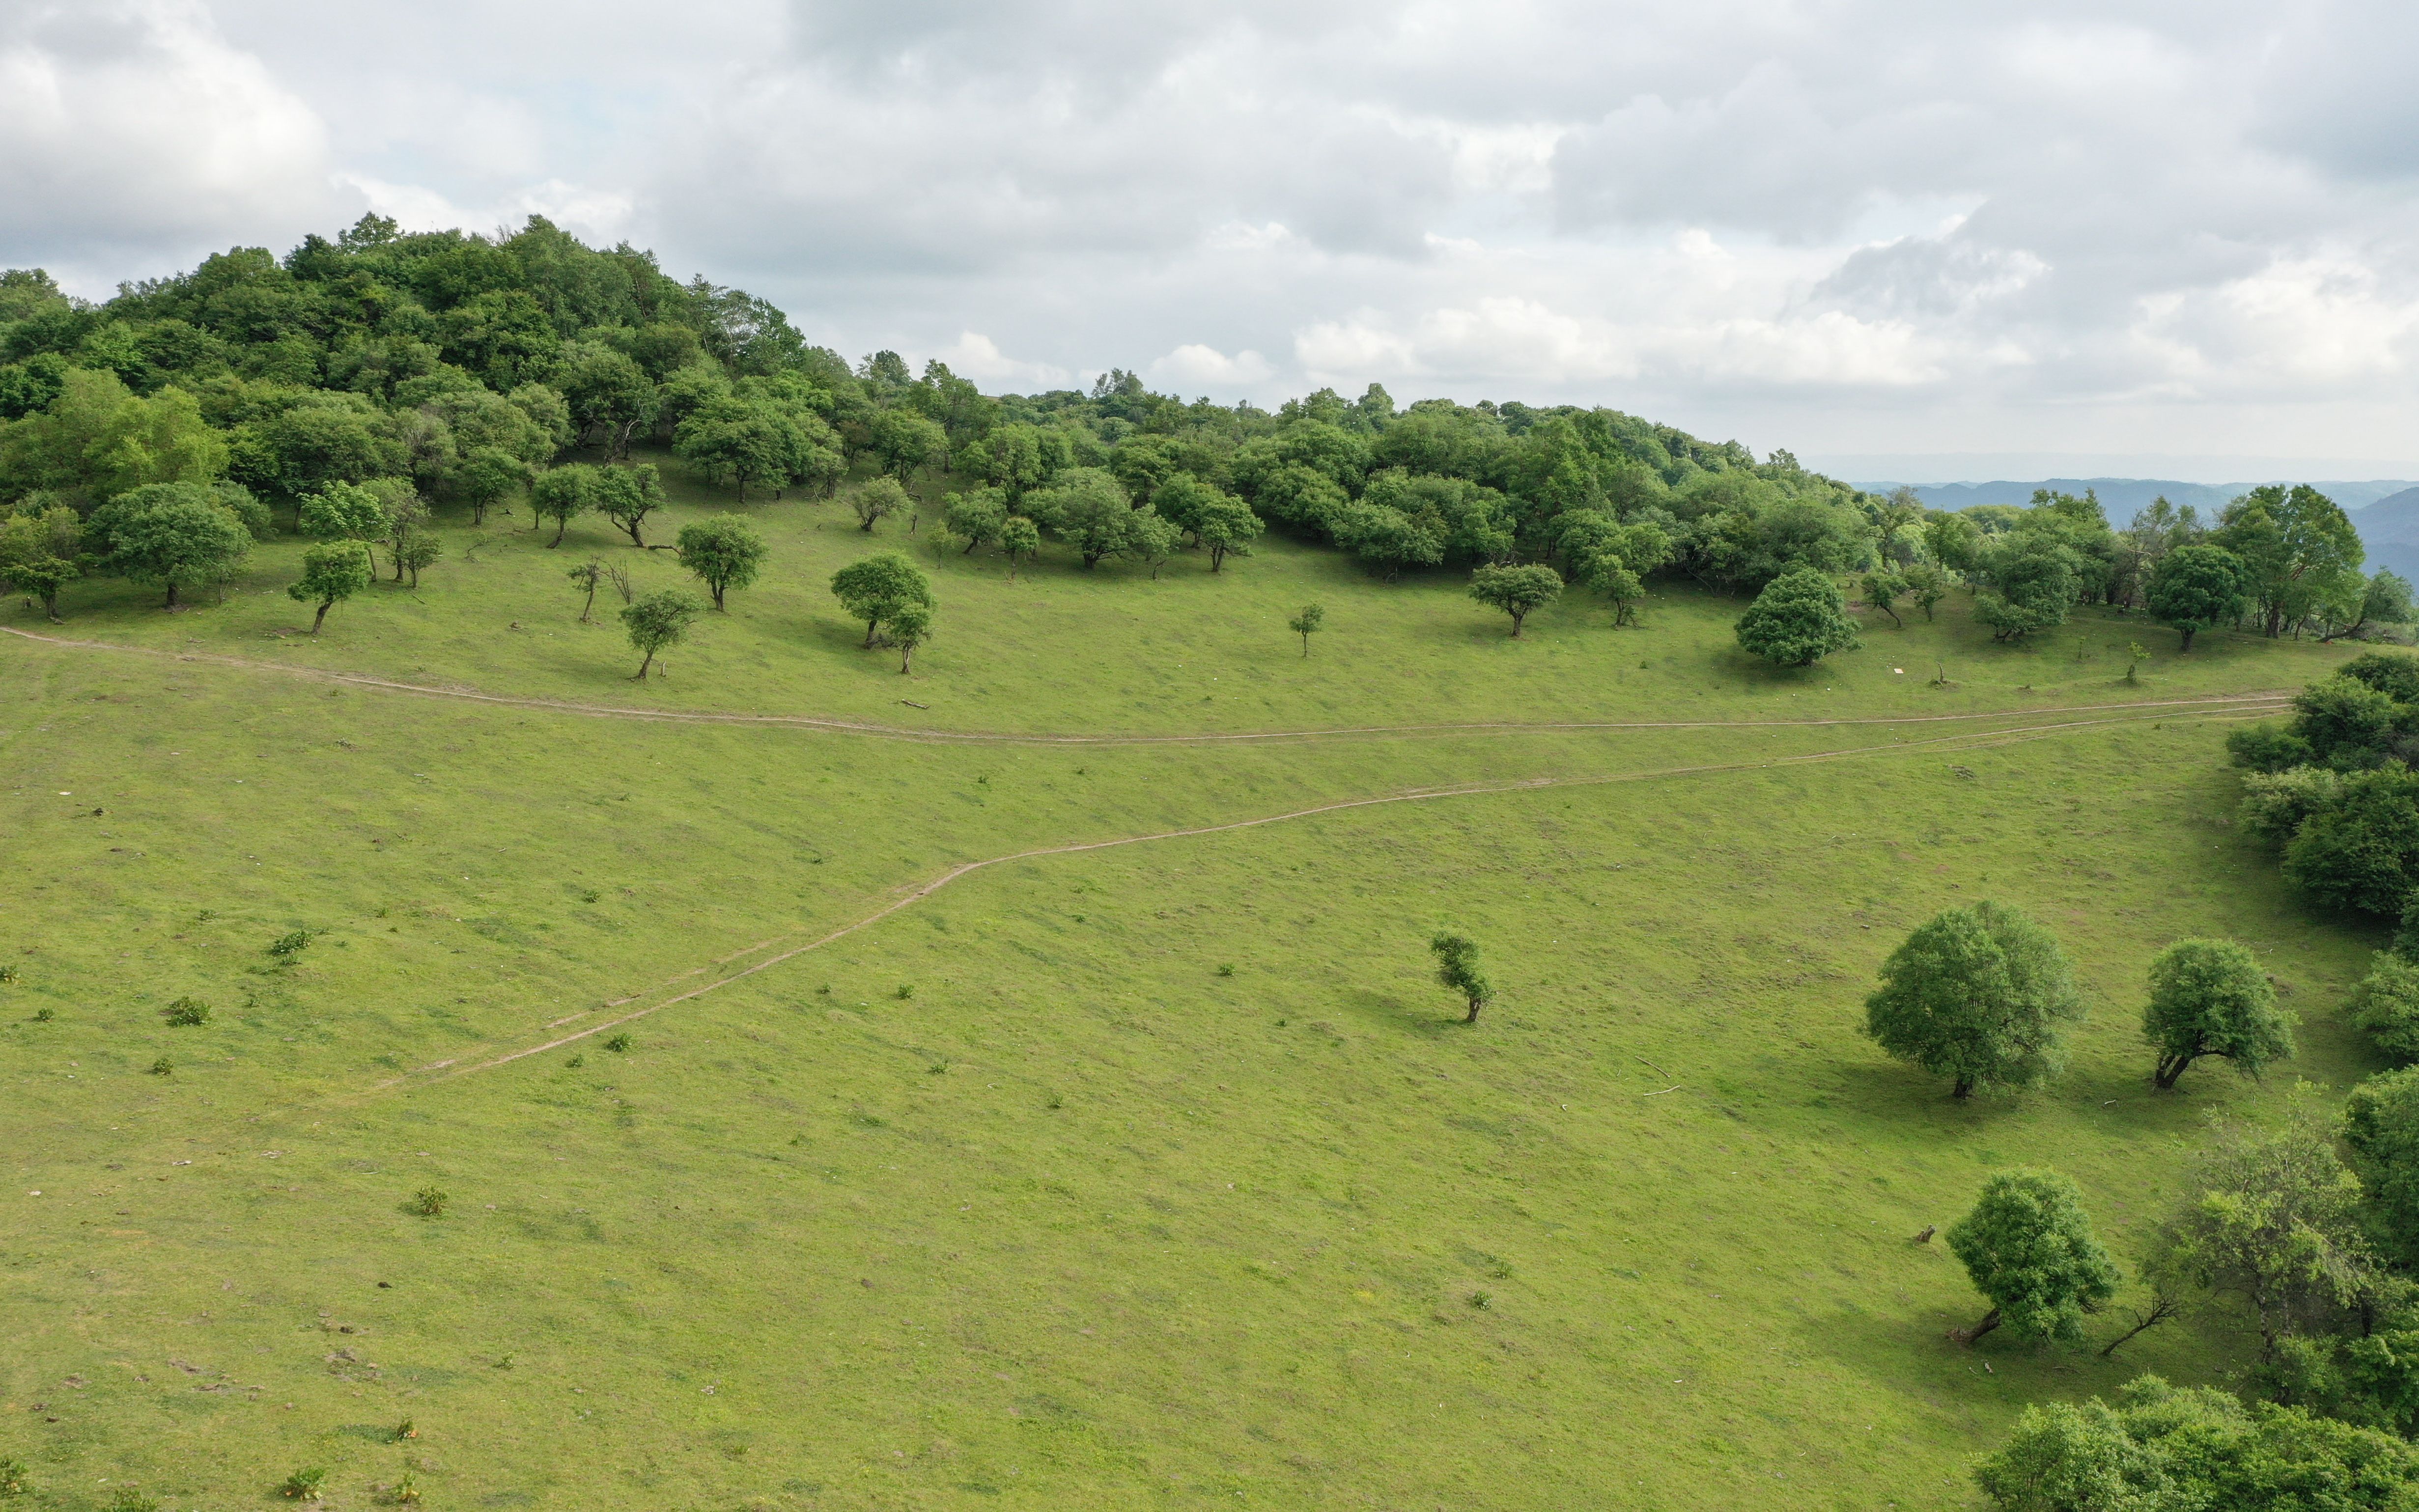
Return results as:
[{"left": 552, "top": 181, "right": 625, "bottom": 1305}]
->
[{"left": 3, "top": 623, "right": 2292, "bottom": 1096}]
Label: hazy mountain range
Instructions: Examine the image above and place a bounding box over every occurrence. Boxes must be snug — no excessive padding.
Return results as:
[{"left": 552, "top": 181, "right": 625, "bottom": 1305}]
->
[{"left": 1855, "top": 477, "right": 2419, "bottom": 581}]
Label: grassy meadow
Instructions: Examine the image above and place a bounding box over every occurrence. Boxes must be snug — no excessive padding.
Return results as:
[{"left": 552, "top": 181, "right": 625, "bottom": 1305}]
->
[{"left": 0, "top": 456, "right": 2387, "bottom": 1510}]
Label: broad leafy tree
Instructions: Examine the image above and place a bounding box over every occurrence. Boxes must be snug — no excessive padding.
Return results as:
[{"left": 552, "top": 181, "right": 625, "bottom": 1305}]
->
[
  {"left": 591, "top": 463, "right": 667, "bottom": 548},
  {"left": 870, "top": 408, "right": 949, "bottom": 484},
  {"left": 1860, "top": 570, "right": 1906, "bottom": 628},
  {"left": 2163, "top": 1111, "right": 2378, "bottom": 1353},
  {"left": 87, "top": 482, "right": 253, "bottom": 607},
  {"left": 0, "top": 503, "right": 83, "bottom": 619},
  {"left": 889, "top": 603, "right": 933, "bottom": 674},
  {"left": 852, "top": 477, "right": 911, "bottom": 533},
  {"left": 2345, "top": 1068, "right": 2419, "bottom": 1269},
  {"left": 452, "top": 446, "right": 530, "bottom": 527},
  {"left": 999, "top": 515, "right": 1040, "bottom": 580},
  {"left": 1430, "top": 933, "right": 1494, "bottom": 1023},
  {"left": 675, "top": 515, "right": 768, "bottom": 609},
  {"left": 1029, "top": 468, "right": 1174, "bottom": 569},
  {"left": 394, "top": 532, "right": 440, "bottom": 588},
  {"left": 2213, "top": 483, "right": 2364, "bottom": 638},
  {"left": 2146, "top": 543, "right": 2249, "bottom": 650},
  {"left": 829, "top": 551, "right": 933, "bottom": 647},
  {"left": 297, "top": 478, "right": 392, "bottom": 570},
  {"left": 1946, "top": 1169, "right": 2119, "bottom": 1345},
  {"left": 286, "top": 541, "right": 372, "bottom": 635},
  {"left": 2141, "top": 938, "right": 2293, "bottom": 1088},
  {"left": 943, "top": 487, "right": 1009, "bottom": 554},
  {"left": 1736, "top": 565, "right": 1859, "bottom": 666},
  {"left": 1975, "top": 1378, "right": 2419, "bottom": 1511},
  {"left": 2353, "top": 954, "right": 2419, "bottom": 1065},
  {"left": 529, "top": 463, "right": 597, "bottom": 546},
  {"left": 621, "top": 588, "right": 702, "bottom": 679},
  {"left": 1467, "top": 563, "right": 1563, "bottom": 637},
  {"left": 1865, "top": 900, "right": 2081, "bottom": 1098},
  {"left": 1196, "top": 493, "right": 1262, "bottom": 572}
]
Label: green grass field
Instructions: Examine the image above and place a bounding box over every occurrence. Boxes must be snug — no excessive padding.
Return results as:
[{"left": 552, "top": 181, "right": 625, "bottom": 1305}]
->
[{"left": 0, "top": 458, "right": 2384, "bottom": 1509}]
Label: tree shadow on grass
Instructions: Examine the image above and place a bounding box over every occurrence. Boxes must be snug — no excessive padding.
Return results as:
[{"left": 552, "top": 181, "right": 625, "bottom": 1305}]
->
[{"left": 1337, "top": 985, "right": 1460, "bottom": 1038}]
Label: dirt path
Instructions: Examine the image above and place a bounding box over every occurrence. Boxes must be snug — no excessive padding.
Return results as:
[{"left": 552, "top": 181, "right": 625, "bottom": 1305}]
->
[
  {"left": 367, "top": 697, "right": 2283, "bottom": 1092},
  {"left": 4, "top": 623, "right": 2294, "bottom": 746}
]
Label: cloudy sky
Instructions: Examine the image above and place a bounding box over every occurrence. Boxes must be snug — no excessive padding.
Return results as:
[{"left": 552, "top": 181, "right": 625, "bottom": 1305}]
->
[{"left": 5, "top": 0, "right": 2418, "bottom": 479}]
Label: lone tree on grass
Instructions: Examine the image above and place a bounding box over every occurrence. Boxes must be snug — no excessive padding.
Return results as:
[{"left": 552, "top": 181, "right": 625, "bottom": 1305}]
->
[
  {"left": 944, "top": 488, "right": 1009, "bottom": 555},
  {"left": 999, "top": 516, "right": 1040, "bottom": 580},
  {"left": 453, "top": 446, "right": 530, "bottom": 527},
  {"left": 567, "top": 559, "right": 604, "bottom": 622},
  {"left": 676, "top": 515, "right": 768, "bottom": 610},
  {"left": 529, "top": 463, "right": 597, "bottom": 546},
  {"left": 2146, "top": 543, "right": 2250, "bottom": 651},
  {"left": 1737, "top": 564, "right": 1860, "bottom": 666},
  {"left": 1430, "top": 933, "right": 1494, "bottom": 1023},
  {"left": 621, "top": 588, "right": 701, "bottom": 679},
  {"left": 889, "top": 603, "right": 933, "bottom": 674},
  {"left": 1197, "top": 494, "right": 1264, "bottom": 572},
  {"left": 1860, "top": 570, "right": 1907, "bottom": 628},
  {"left": 2141, "top": 937, "right": 2293, "bottom": 1089},
  {"left": 829, "top": 552, "right": 934, "bottom": 648},
  {"left": 1468, "top": 563, "right": 1563, "bottom": 637},
  {"left": 592, "top": 463, "right": 668, "bottom": 548},
  {"left": 90, "top": 482, "right": 254, "bottom": 608},
  {"left": 1865, "top": 900, "right": 2082, "bottom": 1098},
  {"left": 286, "top": 541, "right": 372, "bottom": 635},
  {"left": 394, "top": 532, "right": 440, "bottom": 588},
  {"left": 1945, "top": 1169, "right": 2119, "bottom": 1345},
  {"left": 852, "top": 477, "right": 912, "bottom": 533},
  {"left": 1289, "top": 602, "right": 1325, "bottom": 656}
]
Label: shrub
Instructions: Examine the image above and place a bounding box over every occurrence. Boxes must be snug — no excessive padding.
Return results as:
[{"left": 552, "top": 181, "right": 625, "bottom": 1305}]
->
[
  {"left": 149, "top": 1057, "right": 172, "bottom": 1076},
  {"left": 2283, "top": 765, "right": 2419, "bottom": 916},
  {"left": 279, "top": 1466, "right": 327, "bottom": 1500},
  {"left": 603, "top": 1032, "right": 631, "bottom": 1053},
  {"left": 163, "top": 995, "right": 211, "bottom": 1026},
  {"left": 0, "top": 964, "right": 17, "bottom": 983},
  {"left": 1735, "top": 565, "right": 1859, "bottom": 666},
  {"left": 105, "top": 1488, "right": 156, "bottom": 1512},
  {"left": 2237, "top": 766, "right": 2343, "bottom": 843},
  {"left": 2354, "top": 954, "right": 2419, "bottom": 1064},
  {"left": 31, "top": 1006, "right": 52, "bottom": 1022},
  {"left": 393, "top": 1469, "right": 421, "bottom": 1504},
  {"left": 411, "top": 1186, "right": 448, "bottom": 1217},
  {"left": 0, "top": 1455, "right": 28, "bottom": 1495},
  {"left": 267, "top": 929, "right": 311, "bottom": 960},
  {"left": 2226, "top": 724, "right": 2315, "bottom": 773}
]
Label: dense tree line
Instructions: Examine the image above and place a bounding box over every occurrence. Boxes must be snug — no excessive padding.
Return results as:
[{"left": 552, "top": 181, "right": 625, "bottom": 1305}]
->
[{"left": 4, "top": 218, "right": 2412, "bottom": 663}]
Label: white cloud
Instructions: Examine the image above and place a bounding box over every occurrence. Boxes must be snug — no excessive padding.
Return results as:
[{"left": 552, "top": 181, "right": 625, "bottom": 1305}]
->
[
  {"left": 12, "top": 0, "right": 2419, "bottom": 463},
  {"left": 1148, "top": 343, "right": 1275, "bottom": 390},
  {"left": 930, "top": 331, "right": 1069, "bottom": 388},
  {"left": 0, "top": 0, "right": 335, "bottom": 277}
]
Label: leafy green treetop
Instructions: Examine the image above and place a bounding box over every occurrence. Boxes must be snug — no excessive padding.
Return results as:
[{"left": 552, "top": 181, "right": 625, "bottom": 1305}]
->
[
  {"left": 87, "top": 482, "right": 253, "bottom": 608},
  {"left": 1864, "top": 900, "right": 2082, "bottom": 1098},
  {"left": 621, "top": 588, "right": 702, "bottom": 679},
  {"left": 592, "top": 463, "right": 667, "bottom": 548},
  {"left": 888, "top": 602, "right": 933, "bottom": 674},
  {"left": 1289, "top": 602, "right": 1324, "bottom": 656},
  {"left": 1466, "top": 563, "right": 1563, "bottom": 637},
  {"left": 0, "top": 502, "right": 83, "bottom": 619},
  {"left": 675, "top": 515, "right": 768, "bottom": 609},
  {"left": 1195, "top": 492, "right": 1263, "bottom": 572},
  {"left": 852, "top": 477, "right": 911, "bottom": 533},
  {"left": 2145, "top": 543, "right": 2249, "bottom": 651},
  {"left": 1430, "top": 933, "right": 1494, "bottom": 1023},
  {"left": 286, "top": 541, "right": 372, "bottom": 635},
  {"left": 2140, "top": 938, "right": 2292, "bottom": 1089},
  {"left": 1946, "top": 1169, "right": 2119, "bottom": 1345},
  {"left": 829, "top": 551, "right": 934, "bottom": 647},
  {"left": 1735, "top": 565, "right": 1859, "bottom": 666}
]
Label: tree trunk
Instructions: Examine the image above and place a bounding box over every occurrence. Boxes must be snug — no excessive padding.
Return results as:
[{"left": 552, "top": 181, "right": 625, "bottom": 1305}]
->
[
  {"left": 1463, "top": 998, "right": 1482, "bottom": 1023},
  {"left": 1210, "top": 547, "right": 1225, "bottom": 572},
  {"left": 1949, "top": 1308, "right": 2001, "bottom": 1345},
  {"left": 1952, "top": 1075, "right": 1975, "bottom": 1099},
  {"left": 1509, "top": 610, "right": 1526, "bottom": 638},
  {"left": 633, "top": 649, "right": 655, "bottom": 680},
  {"left": 962, "top": 536, "right": 980, "bottom": 555},
  {"left": 625, "top": 520, "right": 646, "bottom": 549},
  {"left": 2178, "top": 626, "right": 2197, "bottom": 651},
  {"left": 164, "top": 580, "right": 179, "bottom": 608},
  {"left": 1299, "top": 636, "right": 1310, "bottom": 657},
  {"left": 711, "top": 583, "right": 725, "bottom": 610},
  {"left": 2154, "top": 1053, "right": 2192, "bottom": 1090},
  {"left": 42, "top": 588, "right": 60, "bottom": 621},
  {"left": 551, "top": 517, "right": 568, "bottom": 547},
  {"left": 311, "top": 600, "right": 331, "bottom": 635},
  {"left": 900, "top": 644, "right": 914, "bottom": 673},
  {"left": 864, "top": 618, "right": 880, "bottom": 649},
  {"left": 579, "top": 585, "right": 597, "bottom": 623}
]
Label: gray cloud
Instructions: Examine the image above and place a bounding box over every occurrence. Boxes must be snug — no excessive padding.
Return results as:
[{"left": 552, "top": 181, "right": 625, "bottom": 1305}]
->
[{"left": 4, "top": 0, "right": 2419, "bottom": 464}]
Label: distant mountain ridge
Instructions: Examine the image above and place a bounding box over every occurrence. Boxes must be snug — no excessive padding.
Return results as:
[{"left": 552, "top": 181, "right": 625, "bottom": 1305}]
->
[
  {"left": 1853, "top": 477, "right": 2419, "bottom": 581},
  {"left": 1852, "top": 477, "right": 2419, "bottom": 514}
]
